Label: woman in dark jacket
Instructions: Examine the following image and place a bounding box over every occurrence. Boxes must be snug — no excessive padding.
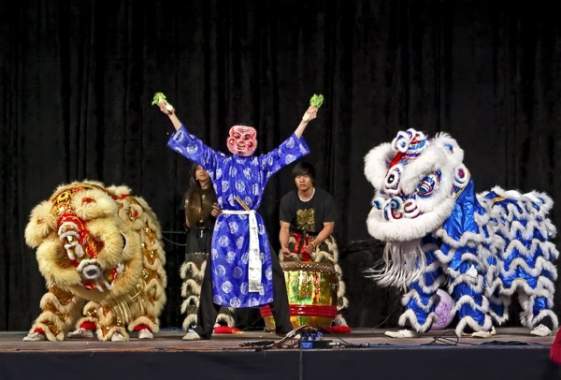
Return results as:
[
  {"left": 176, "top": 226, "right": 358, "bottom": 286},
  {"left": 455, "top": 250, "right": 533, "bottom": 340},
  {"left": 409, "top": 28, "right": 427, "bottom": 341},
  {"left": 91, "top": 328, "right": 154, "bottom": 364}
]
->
[{"left": 179, "top": 164, "right": 237, "bottom": 338}]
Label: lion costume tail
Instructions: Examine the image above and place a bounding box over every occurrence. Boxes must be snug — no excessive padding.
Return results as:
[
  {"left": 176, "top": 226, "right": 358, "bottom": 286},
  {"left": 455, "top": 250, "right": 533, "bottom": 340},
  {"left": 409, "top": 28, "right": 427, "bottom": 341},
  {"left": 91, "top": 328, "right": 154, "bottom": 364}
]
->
[{"left": 479, "top": 187, "right": 559, "bottom": 331}]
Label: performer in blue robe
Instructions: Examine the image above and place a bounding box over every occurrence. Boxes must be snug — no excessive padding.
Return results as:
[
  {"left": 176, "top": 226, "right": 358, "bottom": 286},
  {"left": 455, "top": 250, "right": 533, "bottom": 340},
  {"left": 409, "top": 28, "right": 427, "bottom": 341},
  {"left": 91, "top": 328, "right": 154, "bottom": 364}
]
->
[{"left": 157, "top": 95, "right": 320, "bottom": 339}]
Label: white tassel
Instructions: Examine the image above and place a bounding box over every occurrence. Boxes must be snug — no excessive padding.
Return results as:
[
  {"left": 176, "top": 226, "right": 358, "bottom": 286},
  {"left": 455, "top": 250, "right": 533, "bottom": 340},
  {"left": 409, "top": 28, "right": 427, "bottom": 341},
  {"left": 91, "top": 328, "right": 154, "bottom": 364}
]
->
[{"left": 366, "top": 240, "right": 426, "bottom": 290}]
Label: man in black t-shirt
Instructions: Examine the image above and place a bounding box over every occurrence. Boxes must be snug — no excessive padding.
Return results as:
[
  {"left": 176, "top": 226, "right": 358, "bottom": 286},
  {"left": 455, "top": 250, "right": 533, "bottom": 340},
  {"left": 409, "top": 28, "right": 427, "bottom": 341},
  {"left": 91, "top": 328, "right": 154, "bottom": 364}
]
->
[{"left": 279, "top": 162, "right": 350, "bottom": 332}]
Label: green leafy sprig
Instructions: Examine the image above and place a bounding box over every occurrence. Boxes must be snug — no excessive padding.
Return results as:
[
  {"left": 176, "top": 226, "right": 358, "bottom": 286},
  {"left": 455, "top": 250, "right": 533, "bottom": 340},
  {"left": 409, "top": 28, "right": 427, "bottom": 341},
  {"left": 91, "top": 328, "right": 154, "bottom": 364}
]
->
[
  {"left": 309, "top": 93, "right": 324, "bottom": 109},
  {"left": 151, "top": 92, "right": 167, "bottom": 106}
]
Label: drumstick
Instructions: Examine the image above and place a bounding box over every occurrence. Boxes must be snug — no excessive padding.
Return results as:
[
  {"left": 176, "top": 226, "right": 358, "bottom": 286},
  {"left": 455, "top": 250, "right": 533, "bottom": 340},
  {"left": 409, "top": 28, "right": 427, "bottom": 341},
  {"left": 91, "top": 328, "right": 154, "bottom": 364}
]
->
[{"left": 234, "top": 196, "right": 251, "bottom": 211}]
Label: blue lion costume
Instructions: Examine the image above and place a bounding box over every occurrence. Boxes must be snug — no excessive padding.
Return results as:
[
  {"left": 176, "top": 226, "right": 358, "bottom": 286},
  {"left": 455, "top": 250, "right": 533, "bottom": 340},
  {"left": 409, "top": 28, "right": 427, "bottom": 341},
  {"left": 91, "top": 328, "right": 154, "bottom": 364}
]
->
[{"left": 364, "top": 129, "right": 558, "bottom": 337}]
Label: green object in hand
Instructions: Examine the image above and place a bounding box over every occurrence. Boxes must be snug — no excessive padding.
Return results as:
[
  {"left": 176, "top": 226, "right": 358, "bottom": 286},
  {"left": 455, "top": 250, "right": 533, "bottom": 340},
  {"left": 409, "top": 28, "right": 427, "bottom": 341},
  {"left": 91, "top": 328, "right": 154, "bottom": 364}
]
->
[
  {"left": 152, "top": 92, "right": 167, "bottom": 106},
  {"left": 309, "top": 94, "right": 324, "bottom": 109}
]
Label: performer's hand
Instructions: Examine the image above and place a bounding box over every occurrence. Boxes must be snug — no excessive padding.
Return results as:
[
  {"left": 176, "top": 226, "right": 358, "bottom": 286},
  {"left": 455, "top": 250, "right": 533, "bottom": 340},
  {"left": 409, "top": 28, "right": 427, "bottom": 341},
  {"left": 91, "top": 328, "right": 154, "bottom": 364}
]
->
[
  {"left": 153, "top": 92, "right": 182, "bottom": 130},
  {"left": 301, "top": 106, "right": 318, "bottom": 123},
  {"left": 307, "top": 239, "right": 319, "bottom": 251},
  {"left": 158, "top": 100, "right": 175, "bottom": 116},
  {"left": 280, "top": 247, "right": 297, "bottom": 260},
  {"left": 210, "top": 203, "right": 221, "bottom": 217}
]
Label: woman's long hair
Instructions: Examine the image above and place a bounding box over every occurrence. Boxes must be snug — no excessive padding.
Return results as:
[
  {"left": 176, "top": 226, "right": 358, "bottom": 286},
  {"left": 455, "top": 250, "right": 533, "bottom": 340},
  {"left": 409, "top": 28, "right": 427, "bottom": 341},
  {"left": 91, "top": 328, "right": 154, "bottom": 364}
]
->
[
  {"left": 183, "top": 163, "right": 202, "bottom": 205},
  {"left": 183, "top": 164, "right": 217, "bottom": 229}
]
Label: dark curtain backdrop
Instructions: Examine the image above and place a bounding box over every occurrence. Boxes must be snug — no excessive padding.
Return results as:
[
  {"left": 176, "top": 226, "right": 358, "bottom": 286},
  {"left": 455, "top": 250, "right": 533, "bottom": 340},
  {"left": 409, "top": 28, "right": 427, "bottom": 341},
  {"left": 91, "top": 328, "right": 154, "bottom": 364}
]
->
[{"left": 1, "top": 0, "right": 561, "bottom": 330}]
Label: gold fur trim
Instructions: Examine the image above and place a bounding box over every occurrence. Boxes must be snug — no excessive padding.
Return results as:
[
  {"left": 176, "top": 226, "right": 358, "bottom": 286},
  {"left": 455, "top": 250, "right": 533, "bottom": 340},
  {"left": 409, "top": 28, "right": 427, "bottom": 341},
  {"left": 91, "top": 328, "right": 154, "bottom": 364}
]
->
[
  {"left": 106, "top": 185, "right": 131, "bottom": 198},
  {"left": 71, "top": 189, "right": 118, "bottom": 221},
  {"left": 128, "top": 316, "right": 158, "bottom": 333},
  {"left": 39, "top": 292, "right": 75, "bottom": 315},
  {"left": 82, "top": 301, "right": 100, "bottom": 317},
  {"left": 25, "top": 201, "right": 56, "bottom": 248},
  {"left": 182, "top": 314, "right": 198, "bottom": 331},
  {"left": 85, "top": 219, "right": 124, "bottom": 268},
  {"left": 216, "top": 312, "right": 235, "bottom": 327},
  {"left": 121, "top": 230, "right": 141, "bottom": 261},
  {"left": 180, "top": 299, "right": 199, "bottom": 315},
  {"left": 36, "top": 238, "right": 81, "bottom": 287},
  {"left": 97, "top": 326, "right": 128, "bottom": 341},
  {"left": 32, "top": 321, "right": 65, "bottom": 342},
  {"left": 181, "top": 279, "right": 202, "bottom": 298},
  {"left": 32, "top": 311, "right": 66, "bottom": 341}
]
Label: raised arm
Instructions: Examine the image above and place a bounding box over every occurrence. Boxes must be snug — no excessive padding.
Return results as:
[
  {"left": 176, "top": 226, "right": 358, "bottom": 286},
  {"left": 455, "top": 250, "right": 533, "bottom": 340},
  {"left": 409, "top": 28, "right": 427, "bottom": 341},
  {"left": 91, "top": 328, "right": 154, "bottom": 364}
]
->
[
  {"left": 259, "top": 96, "right": 323, "bottom": 179},
  {"left": 153, "top": 93, "right": 222, "bottom": 175},
  {"left": 294, "top": 94, "right": 323, "bottom": 137},
  {"left": 294, "top": 106, "right": 318, "bottom": 138},
  {"left": 154, "top": 93, "right": 182, "bottom": 131}
]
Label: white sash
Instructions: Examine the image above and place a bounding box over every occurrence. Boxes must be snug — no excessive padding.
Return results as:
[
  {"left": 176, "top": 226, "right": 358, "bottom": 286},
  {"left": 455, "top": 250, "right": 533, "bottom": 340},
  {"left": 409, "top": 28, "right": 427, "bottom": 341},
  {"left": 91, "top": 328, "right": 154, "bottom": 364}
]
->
[{"left": 221, "top": 209, "right": 262, "bottom": 293}]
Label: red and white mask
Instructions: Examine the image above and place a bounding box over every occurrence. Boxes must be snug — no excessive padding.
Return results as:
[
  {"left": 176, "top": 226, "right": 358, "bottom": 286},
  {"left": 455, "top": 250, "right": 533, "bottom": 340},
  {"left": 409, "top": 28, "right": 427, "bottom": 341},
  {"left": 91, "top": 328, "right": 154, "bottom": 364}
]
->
[{"left": 227, "top": 125, "right": 257, "bottom": 156}]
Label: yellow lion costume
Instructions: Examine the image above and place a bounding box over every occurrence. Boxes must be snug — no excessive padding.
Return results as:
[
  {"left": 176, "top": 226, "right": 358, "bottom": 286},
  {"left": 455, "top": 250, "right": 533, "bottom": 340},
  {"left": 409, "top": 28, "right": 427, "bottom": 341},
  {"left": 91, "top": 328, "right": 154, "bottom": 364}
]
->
[{"left": 23, "top": 181, "right": 166, "bottom": 342}]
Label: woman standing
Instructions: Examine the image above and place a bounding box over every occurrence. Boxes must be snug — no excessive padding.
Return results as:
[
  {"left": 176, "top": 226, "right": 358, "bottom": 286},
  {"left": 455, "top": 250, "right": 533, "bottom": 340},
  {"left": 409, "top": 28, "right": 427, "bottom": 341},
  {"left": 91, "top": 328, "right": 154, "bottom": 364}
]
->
[{"left": 179, "top": 164, "right": 237, "bottom": 338}]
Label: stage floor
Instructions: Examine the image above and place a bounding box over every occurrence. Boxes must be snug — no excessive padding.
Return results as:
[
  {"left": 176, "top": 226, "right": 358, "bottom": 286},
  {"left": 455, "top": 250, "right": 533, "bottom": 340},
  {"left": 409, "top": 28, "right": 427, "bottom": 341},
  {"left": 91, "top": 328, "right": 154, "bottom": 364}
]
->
[
  {"left": 0, "top": 328, "right": 558, "bottom": 380},
  {"left": 0, "top": 327, "right": 554, "bottom": 352}
]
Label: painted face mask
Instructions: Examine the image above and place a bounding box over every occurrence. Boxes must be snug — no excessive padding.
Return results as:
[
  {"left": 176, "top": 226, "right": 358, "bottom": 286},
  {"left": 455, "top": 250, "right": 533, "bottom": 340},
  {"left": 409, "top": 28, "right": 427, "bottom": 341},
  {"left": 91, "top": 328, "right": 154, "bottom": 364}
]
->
[{"left": 227, "top": 125, "right": 257, "bottom": 156}]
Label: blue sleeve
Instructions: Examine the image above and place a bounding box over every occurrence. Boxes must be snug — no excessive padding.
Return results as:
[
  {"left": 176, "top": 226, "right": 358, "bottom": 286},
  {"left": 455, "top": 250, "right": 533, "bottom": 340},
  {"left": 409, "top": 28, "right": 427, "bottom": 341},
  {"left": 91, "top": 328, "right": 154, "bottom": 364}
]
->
[
  {"left": 260, "top": 133, "right": 310, "bottom": 180},
  {"left": 167, "top": 125, "right": 223, "bottom": 177}
]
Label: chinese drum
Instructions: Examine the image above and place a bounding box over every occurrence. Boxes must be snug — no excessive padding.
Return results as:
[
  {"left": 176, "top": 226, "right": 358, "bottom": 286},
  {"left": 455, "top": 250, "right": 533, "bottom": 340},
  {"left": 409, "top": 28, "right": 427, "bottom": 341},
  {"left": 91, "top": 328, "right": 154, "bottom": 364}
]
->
[{"left": 260, "top": 261, "right": 337, "bottom": 330}]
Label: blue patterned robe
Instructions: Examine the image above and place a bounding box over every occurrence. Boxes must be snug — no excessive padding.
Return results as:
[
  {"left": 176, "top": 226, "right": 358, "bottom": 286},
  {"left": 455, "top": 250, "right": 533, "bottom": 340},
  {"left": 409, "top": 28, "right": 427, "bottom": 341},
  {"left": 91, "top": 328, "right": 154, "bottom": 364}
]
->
[{"left": 168, "top": 126, "right": 309, "bottom": 307}]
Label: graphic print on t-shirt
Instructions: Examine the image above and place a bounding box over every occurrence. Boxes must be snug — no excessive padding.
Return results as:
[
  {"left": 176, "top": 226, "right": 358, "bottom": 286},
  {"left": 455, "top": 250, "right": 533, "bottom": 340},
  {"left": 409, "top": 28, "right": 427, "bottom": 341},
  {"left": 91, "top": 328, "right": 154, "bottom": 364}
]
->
[{"left": 296, "top": 208, "right": 315, "bottom": 232}]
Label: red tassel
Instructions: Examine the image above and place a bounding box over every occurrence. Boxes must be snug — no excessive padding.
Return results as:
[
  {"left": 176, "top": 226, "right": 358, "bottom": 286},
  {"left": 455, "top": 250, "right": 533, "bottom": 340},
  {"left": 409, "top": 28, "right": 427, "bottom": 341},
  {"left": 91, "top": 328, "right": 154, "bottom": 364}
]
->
[{"left": 550, "top": 329, "right": 561, "bottom": 365}]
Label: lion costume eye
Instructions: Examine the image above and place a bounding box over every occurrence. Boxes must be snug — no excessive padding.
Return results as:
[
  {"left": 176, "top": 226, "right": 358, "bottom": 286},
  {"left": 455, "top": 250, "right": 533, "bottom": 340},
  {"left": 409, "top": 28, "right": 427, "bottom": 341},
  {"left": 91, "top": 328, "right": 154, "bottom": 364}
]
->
[
  {"left": 391, "top": 131, "right": 411, "bottom": 153},
  {"left": 371, "top": 196, "right": 384, "bottom": 209},
  {"left": 416, "top": 173, "right": 439, "bottom": 198},
  {"left": 384, "top": 164, "right": 403, "bottom": 195}
]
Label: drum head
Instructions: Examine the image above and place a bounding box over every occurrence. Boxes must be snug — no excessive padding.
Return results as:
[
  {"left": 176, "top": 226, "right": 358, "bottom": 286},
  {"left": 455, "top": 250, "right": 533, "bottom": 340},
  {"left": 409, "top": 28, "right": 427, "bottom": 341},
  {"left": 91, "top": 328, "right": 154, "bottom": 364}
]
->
[{"left": 281, "top": 261, "right": 336, "bottom": 274}]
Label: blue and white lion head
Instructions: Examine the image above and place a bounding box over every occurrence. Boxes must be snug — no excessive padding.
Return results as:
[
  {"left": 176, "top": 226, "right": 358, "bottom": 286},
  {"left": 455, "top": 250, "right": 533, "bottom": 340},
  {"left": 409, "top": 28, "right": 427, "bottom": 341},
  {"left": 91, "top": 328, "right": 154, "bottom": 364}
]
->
[{"left": 364, "top": 129, "right": 470, "bottom": 243}]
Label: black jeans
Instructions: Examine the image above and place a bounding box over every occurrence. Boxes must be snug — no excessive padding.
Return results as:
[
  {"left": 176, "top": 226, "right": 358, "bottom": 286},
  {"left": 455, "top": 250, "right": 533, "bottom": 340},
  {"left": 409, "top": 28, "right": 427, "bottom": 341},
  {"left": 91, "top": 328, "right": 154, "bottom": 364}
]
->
[{"left": 194, "top": 246, "right": 293, "bottom": 338}]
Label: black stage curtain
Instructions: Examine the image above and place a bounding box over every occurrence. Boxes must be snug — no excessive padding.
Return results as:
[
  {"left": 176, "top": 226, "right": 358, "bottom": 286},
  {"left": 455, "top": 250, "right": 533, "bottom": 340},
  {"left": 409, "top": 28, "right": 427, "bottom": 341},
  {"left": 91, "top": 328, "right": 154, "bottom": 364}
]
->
[{"left": 1, "top": 0, "right": 561, "bottom": 330}]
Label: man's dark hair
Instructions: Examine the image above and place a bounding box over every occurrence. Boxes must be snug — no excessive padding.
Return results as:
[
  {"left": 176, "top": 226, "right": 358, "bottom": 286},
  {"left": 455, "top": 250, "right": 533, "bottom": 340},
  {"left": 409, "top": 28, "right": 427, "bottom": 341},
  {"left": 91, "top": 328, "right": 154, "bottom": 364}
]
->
[{"left": 292, "top": 161, "right": 316, "bottom": 180}]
